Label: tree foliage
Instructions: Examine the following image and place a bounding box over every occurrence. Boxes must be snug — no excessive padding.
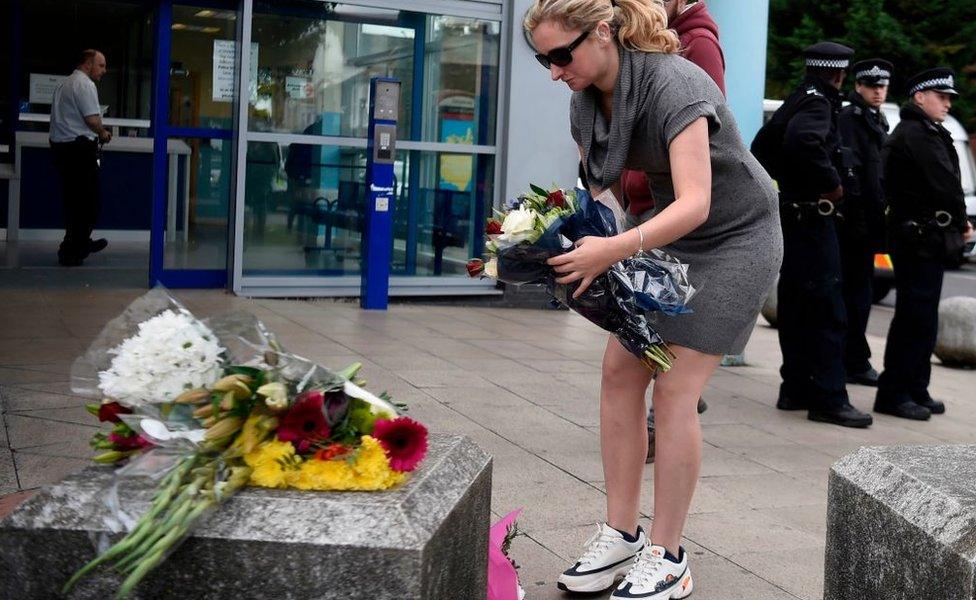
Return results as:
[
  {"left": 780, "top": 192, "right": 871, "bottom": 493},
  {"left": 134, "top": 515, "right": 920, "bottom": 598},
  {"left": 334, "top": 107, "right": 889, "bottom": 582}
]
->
[{"left": 767, "top": 0, "right": 976, "bottom": 129}]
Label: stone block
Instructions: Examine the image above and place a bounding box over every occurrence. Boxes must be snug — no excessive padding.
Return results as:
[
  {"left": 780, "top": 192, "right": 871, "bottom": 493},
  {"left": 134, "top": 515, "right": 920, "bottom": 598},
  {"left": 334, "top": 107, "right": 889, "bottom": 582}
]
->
[
  {"left": 825, "top": 445, "right": 976, "bottom": 600},
  {"left": 936, "top": 296, "right": 976, "bottom": 367},
  {"left": 0, "top": 434, "right": 492, "bottom": 600}
]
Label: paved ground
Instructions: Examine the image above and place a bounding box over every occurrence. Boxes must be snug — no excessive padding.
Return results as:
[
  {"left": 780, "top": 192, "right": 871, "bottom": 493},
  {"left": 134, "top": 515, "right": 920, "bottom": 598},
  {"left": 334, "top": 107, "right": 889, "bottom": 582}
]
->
[{"left": 1, "top": 284, "right": 975, "bottom": 600}]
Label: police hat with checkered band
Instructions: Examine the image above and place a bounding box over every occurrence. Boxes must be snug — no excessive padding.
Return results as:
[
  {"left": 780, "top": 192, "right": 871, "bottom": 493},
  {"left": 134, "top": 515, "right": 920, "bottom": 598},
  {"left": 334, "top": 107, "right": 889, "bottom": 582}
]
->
[
  {"left": 906, "top": 67, "right": 959, "bottom": 96},
  {"left": 852, "top": 59, "right": 893, "bottom": 86},
  {"left": 803, "top": 42, "right": 855, "bottom": 70}
]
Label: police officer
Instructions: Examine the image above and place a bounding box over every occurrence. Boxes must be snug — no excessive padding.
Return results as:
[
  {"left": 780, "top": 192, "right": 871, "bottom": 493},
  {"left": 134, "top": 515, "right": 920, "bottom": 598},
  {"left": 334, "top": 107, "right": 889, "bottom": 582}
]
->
[
  {"left": 837, "top": 59, "right": 892, "bottom": 387},
  {"left": 875, "top": 68, "right": 975, "bottom": 420},
  {"left": 50, "top": 49, "right": 111, "bottom": 266},
  {"left": 752, "top": 42, "right": 873, "bottom": 428}
]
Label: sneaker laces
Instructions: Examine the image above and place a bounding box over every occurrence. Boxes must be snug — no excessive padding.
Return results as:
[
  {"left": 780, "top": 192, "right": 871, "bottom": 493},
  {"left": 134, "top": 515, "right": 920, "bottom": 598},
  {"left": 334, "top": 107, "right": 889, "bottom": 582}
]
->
[
  {"left": 624, "top": 546, "right": 666, "bottom": 587},
  {"left": 577, "top": 525, "right": 619, "bottom": 567}
]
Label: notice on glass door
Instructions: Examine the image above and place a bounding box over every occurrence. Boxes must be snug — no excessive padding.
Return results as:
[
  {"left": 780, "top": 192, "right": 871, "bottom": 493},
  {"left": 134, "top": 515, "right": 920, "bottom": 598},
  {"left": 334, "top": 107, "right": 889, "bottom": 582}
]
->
[
  {"left": 29, "top": 74, "right": 66, "bottom": 105},
  {"left": 213, "top": 40, "right": 259, "bottom": 103}
]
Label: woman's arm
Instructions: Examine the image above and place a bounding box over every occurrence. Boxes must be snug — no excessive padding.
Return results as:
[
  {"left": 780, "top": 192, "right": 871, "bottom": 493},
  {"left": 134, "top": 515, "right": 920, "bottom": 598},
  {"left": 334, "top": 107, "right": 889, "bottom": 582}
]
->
[{"left": 548, "top": 117, "right": 712, "bottom": 297}]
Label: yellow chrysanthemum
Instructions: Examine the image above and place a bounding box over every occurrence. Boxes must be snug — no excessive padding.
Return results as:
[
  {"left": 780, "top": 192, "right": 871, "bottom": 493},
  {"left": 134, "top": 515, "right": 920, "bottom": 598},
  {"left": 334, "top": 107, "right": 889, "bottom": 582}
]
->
[
  {"left": 244, "top": 439, "right": 301, "bottom": 489},
  {"left": 293, "top": 436, "right": 405, "bottom": 491}
]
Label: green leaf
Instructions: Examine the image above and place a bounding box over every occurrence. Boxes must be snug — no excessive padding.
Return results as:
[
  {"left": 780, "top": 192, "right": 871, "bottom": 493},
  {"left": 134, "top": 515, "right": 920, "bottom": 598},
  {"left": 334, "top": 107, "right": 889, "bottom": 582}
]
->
[{"left": 529, "top": 183, "right": 549, "bottom": 198}]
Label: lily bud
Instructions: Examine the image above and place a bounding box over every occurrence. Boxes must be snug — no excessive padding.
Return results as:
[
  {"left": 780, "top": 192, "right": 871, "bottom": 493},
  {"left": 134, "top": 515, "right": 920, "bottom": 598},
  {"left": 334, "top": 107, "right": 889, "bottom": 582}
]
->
[
  {"left": 204, "top": 416, "right": 244, "bottom": 441},
  {"left": 173, "top": 388, "right": 210, "bottom": 404},
  {"left": 92, "top": 450, "right": 124, "bottom": 464},
  {"left": 212, "top": 374, "right": 254, "bottom": 399},
  {"left": 193, "top": 404, "right": 214, "bottom": 419},
  {"left": 219, "top": 390, "right": 236, "bottom": 411}
]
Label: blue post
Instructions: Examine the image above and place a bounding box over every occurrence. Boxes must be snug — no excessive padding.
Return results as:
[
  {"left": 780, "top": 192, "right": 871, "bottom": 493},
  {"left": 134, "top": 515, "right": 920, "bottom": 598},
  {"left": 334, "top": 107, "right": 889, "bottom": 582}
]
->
[
  {"left": 361, "top": 77, "right": 400, "bottom": 310},
  {"left": 149, "top": 0, "right": 173, "bottom": 287},
  {"left": 708, "top": 0, "right": 771, "bottom": 145}
]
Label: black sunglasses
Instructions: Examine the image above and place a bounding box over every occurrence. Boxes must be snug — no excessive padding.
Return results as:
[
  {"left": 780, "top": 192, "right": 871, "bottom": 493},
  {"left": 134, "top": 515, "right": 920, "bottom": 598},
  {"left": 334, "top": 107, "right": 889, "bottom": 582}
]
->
[{"left": 534, "top": 30, "right": 591, "bottom": 69}]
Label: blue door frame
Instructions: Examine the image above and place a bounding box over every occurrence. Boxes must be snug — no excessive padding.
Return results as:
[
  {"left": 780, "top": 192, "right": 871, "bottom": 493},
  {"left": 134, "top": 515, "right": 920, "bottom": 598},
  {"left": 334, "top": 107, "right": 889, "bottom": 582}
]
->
[{"left": 149, "top": 0, "right": 237, "bottom": 288}]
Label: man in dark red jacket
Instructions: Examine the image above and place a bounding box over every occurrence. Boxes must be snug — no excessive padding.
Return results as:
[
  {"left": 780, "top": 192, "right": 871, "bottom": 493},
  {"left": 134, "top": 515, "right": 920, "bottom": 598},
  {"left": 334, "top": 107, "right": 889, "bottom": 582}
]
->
[{"left": 621, "top": 0, "right": 726, "bottom": 463}]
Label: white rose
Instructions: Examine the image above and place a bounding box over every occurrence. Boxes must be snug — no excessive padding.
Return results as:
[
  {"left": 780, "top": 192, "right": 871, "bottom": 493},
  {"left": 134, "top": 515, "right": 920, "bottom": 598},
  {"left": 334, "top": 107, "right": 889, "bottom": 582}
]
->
[
  {"left": 484, "top": 258, "right": 498, "bottom": 278},
  {"left": 498, "top": 208, "right": 538, "bottom": 245}
]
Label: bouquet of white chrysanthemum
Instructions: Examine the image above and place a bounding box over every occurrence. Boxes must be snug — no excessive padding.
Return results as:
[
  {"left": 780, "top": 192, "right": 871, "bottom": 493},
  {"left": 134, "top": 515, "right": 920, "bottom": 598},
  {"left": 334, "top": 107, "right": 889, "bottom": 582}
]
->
[{"left": 97, "top": 310, "right": 224, "bottom": 406}]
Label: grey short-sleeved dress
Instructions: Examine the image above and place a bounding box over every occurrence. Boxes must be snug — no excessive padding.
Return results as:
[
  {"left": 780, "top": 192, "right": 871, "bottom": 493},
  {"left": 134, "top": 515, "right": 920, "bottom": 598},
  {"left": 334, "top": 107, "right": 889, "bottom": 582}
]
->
[{"left": 570, "top": 52, "right": 783, "bottom": 356}]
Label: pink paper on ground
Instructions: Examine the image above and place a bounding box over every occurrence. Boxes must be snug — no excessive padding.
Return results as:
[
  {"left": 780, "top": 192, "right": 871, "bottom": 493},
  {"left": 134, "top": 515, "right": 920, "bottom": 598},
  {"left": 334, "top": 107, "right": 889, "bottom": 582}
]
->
[{"left": 487, "top": 509, "right": 523, "bottom": 600}]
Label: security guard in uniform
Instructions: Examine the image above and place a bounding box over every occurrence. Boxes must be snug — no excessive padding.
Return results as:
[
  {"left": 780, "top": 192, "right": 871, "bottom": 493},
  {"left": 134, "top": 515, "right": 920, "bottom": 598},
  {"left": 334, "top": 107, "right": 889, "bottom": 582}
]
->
[
  {"left": 752, "top": 42, "right": 873, "bottom": 428},
  {"left": 875, "top": 68, "right": 975, "bottom": 420},
  {"left": 837, "top": 59, "right": 892, "bottom": 387}
]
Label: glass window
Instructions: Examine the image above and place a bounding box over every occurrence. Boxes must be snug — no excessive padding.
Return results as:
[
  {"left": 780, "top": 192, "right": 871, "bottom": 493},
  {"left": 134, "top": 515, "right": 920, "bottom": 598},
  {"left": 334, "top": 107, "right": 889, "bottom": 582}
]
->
[
  {"left": 249, "top": 2, "right": 415, "bottom": 137},
  {"left": 422, "top": 16, "right": 500, "bottom": 146},
  {"left": 163, "top": 137, "right": 232, "bottom": 270},
  {"left": 170, "top": 4, "right": 239, "bottom": 129},
  {"left": 241, "top": 141, "right": 492, "bottom": 278},
  {"left": 243, "top": 141, "right": 372, "bottom": 275},
  {"left": 18, "top": 0, "right": 154, "bottom": 135},
  {"left": 398, "top": 151, "right": 494, "bottom": 276}
]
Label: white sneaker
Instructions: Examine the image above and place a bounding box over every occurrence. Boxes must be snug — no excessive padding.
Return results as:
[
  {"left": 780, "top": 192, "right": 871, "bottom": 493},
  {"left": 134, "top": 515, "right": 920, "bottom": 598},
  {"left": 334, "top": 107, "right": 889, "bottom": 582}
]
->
[
  {"left": 557, "top": 523, "right": 646, "bottom": 593},
  {"left": 611, "top": 544, "right": 693, "bottom": 599}
]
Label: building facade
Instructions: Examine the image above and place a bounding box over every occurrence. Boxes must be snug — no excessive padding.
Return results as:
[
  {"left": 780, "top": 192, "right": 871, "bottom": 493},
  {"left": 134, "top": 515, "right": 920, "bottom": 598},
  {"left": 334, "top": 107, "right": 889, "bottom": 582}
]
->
[{"left": 0, "top": 0, "right": 768, "bottom": 297}]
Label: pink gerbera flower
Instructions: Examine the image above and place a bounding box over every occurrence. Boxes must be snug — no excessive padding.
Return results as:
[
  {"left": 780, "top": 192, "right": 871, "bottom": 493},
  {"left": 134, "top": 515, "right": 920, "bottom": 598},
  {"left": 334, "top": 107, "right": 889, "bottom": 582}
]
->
[
  {"left": 277, "top": 390, "right": 331, "bottom": 453},
  {"left": 372, "top": 417, "right": 429, "bottom": 472}
]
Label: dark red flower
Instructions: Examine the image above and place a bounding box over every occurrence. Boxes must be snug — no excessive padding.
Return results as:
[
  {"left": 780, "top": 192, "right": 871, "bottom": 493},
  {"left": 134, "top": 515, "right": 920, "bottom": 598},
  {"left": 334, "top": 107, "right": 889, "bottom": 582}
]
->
[
  {"left": 108, "top": 432, "right": 152, "bottom": 451},
  {"left": 372, "top": 417, "right": 429, "bottom": 472},
  {"left": 546, "top": 189, "right": 567, "bottom": 208},
  {"left": 466, "top": 259, "right": 485, "bottom": 278},
  {"left": 98, "top": 402, "right": 133, "bottom": 424},
  {"left": 485, "top": 220, "right": 503, "bottom": 235},
  {"left": 277, "top": 390, "right": 331, "bottom": 453},
  {"left": 314, "top": 443, "right": 352, "bottom": 461}
]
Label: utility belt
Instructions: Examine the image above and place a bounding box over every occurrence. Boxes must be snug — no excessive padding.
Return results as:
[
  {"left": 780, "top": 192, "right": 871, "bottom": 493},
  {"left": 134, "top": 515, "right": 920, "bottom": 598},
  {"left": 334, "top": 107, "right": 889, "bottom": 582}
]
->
[
  {"left": 780, "top": 198, "right": 844, "bottom": 221},
  {"left": 902, "top": 210, "right": 956, "bottom": 232},
  {"left": 893, "top": 210, "right": 964, "bottom": 260}
]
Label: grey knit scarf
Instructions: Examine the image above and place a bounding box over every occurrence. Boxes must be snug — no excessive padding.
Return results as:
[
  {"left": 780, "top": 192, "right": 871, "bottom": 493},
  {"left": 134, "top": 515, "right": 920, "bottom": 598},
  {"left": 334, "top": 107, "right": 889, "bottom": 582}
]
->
[{"left": 578, "top": 48, "right": 652, "bottom": 191}]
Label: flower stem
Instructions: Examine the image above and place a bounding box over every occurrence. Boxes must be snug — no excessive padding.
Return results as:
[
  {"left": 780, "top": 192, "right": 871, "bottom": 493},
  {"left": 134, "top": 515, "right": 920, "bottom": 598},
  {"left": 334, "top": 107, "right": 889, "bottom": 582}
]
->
[{"left": 61, "top": 455, "right": 194, "bottom": 594}]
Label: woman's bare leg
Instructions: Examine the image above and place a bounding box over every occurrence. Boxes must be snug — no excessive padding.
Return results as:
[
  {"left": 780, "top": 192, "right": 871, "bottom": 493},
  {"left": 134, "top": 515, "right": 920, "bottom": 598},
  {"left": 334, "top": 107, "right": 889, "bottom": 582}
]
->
[
  {"left": 650, "top": 344, "right": 721, "bottom": 555},
  {"left": 600, "top": 336, "right": 654, "bottom": 535}
]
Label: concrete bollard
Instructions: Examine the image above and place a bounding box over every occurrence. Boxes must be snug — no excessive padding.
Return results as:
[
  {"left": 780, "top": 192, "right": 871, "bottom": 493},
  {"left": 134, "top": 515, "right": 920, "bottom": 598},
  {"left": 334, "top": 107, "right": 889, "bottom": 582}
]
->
[{"left": 935, "top": 296, "right": 976, "bottom": 368}]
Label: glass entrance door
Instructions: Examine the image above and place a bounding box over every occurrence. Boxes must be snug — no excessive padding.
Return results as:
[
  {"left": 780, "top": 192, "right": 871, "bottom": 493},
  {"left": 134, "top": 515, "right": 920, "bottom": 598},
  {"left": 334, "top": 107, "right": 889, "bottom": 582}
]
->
[
  {"left": 232, "top": 0, "right": 502, "bottom": 296},
  {"left": 150, "top": 0, "right": 239, "bottom": 287}
]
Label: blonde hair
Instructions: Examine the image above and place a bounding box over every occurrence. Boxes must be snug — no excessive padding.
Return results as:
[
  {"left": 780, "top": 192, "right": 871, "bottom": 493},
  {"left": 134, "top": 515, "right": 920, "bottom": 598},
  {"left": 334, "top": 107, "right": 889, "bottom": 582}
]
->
[{"left": 524, "top": 0, "right": 679, "bottom": 54}]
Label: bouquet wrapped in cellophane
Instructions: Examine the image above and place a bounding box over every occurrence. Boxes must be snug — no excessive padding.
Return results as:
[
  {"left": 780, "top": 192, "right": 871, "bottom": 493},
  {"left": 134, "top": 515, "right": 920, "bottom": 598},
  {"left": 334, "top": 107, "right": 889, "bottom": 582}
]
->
[
  {"left": 467, "top": 184, "right": 695, "bottom": 372},
  {"left": 64, "top": 288, "right": 429, "bottom": 598}
]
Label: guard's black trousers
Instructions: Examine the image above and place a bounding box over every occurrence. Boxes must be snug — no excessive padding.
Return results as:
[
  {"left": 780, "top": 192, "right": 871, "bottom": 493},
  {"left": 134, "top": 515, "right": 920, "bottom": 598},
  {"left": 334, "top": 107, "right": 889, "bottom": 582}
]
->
[
  {"left": 877, "top": 250, "right": 945, "bottom": 401},
  {"left": 778, "top": 213, "right": 850, "bottom": 410},
  {"left": 839, "top": 234, "right": 875, "bottom": 374},
  {"left": 51, "top": 137, "right": 100, "bottom": 261}
]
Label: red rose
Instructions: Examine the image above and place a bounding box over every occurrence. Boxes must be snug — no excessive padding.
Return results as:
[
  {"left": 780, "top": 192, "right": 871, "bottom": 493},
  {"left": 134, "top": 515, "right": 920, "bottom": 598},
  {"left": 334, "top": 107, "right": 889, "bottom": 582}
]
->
[
  {"left": 108, "top": 432, "right": 153, "bottom": 451},
  {"left": 485, "top": 220, "right": 503, "bottom": 235},
  {"left": 466, "top": 259, "right": 485, "bottom": 278},
  {"left": 547, "top": 189, "right": 567, "bottom": 208},
  {"left": 98, "top": 402, "right": 133, "bottom": 424}
]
